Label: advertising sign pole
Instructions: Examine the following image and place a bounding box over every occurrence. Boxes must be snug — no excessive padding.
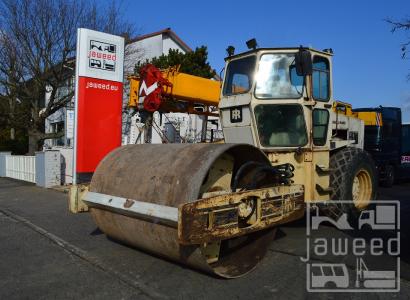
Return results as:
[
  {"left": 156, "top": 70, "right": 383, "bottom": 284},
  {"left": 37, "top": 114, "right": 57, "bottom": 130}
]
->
[
  {"left": 72, "top": 28, "right": 124, "bottom": 185},
  {"left": 72, "top": 29, "right": 81, "bottom": 185}
]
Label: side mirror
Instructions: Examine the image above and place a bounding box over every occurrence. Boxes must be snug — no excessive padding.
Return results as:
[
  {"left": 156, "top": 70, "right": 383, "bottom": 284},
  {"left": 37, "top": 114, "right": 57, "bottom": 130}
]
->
[{"left": 295, "top": 47, "right": 312, "bottom": 76}]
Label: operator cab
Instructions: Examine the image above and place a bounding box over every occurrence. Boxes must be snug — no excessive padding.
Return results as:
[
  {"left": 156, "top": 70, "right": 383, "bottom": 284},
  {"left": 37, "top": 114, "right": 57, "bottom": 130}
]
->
[{"left": 219, "top": 46, "right": 334, "bottom": 151}]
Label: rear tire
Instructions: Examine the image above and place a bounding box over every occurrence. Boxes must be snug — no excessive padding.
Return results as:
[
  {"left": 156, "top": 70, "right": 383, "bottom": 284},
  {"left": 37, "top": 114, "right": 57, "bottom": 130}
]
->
[{"left": 329, "top": 147, "right": 377, "bottom": 221}]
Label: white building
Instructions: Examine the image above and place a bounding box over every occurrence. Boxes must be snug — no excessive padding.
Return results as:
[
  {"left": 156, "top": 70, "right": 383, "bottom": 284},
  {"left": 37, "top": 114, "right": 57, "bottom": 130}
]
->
[{"left": 124, "top": 27, "right": 192, "bottom": 75}]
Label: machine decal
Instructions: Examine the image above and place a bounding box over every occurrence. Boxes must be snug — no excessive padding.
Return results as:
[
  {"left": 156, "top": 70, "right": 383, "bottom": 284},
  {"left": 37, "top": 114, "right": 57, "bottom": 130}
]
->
[{"left": 230, "top": 106, "right": 243, "bottom": 123}]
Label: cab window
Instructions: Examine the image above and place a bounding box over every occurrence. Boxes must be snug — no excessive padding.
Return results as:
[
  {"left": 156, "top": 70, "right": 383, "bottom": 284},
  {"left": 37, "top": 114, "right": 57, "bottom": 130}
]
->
[
  {"left": 255, "top": 104, "right": 308, "bottom": 147},
  {"left": 312, "top": 56, "right": 330, "bottom": 101},
  {"left": 223, "top": 56, "right": 256, "bottom": 95},
  {"left": 313, "top": 109, "right": 329, "bottom": 146}
]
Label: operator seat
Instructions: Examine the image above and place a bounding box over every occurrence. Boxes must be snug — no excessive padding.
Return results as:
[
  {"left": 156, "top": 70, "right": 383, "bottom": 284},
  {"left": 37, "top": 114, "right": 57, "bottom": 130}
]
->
[
  {"left": 269, "top": 132, "right": 290, "bottom": 146},
  {"left": 268, "top": 114, "right": 305, "bottom": 146}
]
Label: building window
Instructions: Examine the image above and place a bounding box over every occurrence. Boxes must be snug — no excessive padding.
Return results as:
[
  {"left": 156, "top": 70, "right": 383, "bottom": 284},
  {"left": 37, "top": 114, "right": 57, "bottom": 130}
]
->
[{"left": 51, "top": 121, "right": 65, "bottom": 146}]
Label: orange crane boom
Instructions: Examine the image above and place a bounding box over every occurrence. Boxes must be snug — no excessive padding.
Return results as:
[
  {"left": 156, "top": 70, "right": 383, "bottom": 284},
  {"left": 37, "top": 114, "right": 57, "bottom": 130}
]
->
[{"left": 128, "top": 65, "right": 220, "bottom": 116}]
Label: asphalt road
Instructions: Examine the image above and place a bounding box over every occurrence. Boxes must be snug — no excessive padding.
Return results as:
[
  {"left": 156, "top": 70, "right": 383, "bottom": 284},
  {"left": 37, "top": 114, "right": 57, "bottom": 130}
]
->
[{"left": 0, "top": 177, "right": 409, "bottom": 300}]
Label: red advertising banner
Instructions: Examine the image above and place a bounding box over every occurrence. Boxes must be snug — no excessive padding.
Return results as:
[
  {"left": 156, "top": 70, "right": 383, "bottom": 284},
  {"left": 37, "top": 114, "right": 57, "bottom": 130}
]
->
[
  {"left": 74, "top": 29, "right": 124, "bottom": 183},
  {"left": 76, "top": 77, "right": 122, "bottom": 173}
]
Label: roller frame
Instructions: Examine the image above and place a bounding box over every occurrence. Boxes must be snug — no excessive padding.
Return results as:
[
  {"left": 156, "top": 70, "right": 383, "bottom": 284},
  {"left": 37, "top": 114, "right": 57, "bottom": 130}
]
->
[
  {"left": 179, "top": 185, "right": 305, "bottom": 245},
  {"left": 82, "top": 184, "right": 305, "bottom": 245}
]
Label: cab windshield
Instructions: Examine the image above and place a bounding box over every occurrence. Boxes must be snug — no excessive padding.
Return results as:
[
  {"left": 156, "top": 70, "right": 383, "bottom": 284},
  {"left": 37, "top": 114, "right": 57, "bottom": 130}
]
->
[{"left": 255, "top": 54, "right": 303, "bottom": 99}]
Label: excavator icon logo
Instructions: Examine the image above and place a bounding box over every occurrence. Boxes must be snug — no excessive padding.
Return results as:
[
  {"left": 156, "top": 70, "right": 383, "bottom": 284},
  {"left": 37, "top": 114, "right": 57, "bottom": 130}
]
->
[{"left": 310, "top": 206, "right": 353, "bottom": 230}]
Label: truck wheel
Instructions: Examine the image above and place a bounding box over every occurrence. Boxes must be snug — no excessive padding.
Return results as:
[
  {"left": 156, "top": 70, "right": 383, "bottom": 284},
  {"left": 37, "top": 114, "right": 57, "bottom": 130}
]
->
[
  {"left": 381, "top": 165, "right": 395, "bottom": 188},
  {"left": 330, "top": 147, "right": 377, "bottom": 220}
]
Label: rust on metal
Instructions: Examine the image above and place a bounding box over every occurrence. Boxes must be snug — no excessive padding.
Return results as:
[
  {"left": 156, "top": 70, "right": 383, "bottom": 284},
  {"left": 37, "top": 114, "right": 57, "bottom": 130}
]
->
[
  {"left": 123, "top": 199, "right": 134, "bottom": 208},
  {"left": 178, "top": 185, "right": 304, "bottom": 245}
]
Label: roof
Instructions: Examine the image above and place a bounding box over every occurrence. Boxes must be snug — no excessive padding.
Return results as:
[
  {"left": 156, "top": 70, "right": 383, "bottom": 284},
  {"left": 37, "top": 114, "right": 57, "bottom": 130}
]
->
[
  {"left": 129, "top": 28, "right": 192, "bottom": 52},
  {"left": 353, "top": 107, "right": 401, "bottom": 112},
  {"left": 224, "top": 47, "right": 334, "bottom": 61}
]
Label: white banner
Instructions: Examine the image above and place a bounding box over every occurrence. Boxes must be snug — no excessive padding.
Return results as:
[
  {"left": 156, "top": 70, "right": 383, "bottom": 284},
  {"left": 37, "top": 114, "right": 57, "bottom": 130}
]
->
[{"left": 65, "top": 109, "right": 74, "bottom": 139}]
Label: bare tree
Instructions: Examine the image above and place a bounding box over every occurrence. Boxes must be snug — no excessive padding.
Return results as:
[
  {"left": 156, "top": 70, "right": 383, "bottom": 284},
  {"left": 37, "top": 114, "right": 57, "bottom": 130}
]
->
[
  {"left": 0, "top": 32, "right": 25, "bottom": 141},
  {"left": 0, "top": 0, "right": 136, "bottom": 154},
  {"left": 386, "top": 17, "right": 410, "bottom": 58},
  {"left": 386, "top": 17, "right": 410, "bottom": 80}
]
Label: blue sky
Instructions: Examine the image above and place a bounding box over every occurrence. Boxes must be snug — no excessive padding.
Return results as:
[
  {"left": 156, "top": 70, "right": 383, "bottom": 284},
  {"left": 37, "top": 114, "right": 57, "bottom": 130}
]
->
[{"left": 119, "top": 0, "right": 410, "bottom": 121}]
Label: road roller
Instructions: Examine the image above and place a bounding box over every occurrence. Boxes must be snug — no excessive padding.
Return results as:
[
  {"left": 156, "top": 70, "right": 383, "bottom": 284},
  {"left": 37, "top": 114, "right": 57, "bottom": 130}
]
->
[{"left": 70, "top": 45, "right": 377, "bottom": 278}]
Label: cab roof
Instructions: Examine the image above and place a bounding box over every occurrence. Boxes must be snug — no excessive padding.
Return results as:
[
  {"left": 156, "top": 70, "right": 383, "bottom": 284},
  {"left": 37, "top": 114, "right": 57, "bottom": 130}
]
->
[{"left": 224, "top": 47, "right": 333, "bottom": 61}]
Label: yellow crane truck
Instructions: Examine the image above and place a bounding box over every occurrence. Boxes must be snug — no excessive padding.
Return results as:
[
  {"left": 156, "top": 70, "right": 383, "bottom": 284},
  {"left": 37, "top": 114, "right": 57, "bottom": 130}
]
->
[{"left": 70, "top": 45, "right": 377, "bottom": 278}]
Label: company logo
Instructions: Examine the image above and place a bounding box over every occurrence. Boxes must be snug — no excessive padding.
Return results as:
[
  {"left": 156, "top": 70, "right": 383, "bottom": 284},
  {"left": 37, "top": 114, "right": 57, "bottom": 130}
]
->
[
  {"left": 138, "top": 80, "right": 159, "bottom": 106},
  {"left": 86, "top": 80, "right": 119, "bottom": 91},
  {"left": 230, "top": 107, "right": 243, "bottom": 123},
  {"left": 88, "top": 40, "right": 117, "bottom": 72},
  {"left": 302, "top": 201, "right": 400, "bottom": 292},
  {"left": 139, "top": 80, "right": 158, "bottom": 97},
  {"left": 401, "top": 156, "right": 410, "bottom": 164}
]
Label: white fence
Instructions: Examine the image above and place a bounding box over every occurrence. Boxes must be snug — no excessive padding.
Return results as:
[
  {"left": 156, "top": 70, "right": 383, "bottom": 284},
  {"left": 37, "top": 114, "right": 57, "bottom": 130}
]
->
[{"left": 5, "top": 155, "right": 36, "bottom": 183}]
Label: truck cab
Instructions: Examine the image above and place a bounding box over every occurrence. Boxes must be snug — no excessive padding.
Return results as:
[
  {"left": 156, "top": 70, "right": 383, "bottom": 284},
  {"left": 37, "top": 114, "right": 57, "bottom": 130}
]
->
[{"left": 353, "top": 107, "right": 405, "bottom": 186}]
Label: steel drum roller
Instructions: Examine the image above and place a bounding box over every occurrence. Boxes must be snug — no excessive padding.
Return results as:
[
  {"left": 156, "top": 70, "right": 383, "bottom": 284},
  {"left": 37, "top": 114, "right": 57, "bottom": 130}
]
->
[{"left": 89, "top": 143, "right": 276, "bottom": 278}]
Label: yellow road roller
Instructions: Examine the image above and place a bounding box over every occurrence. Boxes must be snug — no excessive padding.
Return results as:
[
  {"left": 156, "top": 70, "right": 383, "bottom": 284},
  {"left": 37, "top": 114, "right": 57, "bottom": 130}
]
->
[{"left": 70, "top": 46, "right": 377, "bottom": 278}]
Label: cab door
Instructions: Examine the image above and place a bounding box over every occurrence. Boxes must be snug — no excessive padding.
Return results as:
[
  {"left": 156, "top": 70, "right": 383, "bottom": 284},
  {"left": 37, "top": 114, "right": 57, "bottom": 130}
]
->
[{"left": 308, "top": 54, "right": 333, "bottom": 201}]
